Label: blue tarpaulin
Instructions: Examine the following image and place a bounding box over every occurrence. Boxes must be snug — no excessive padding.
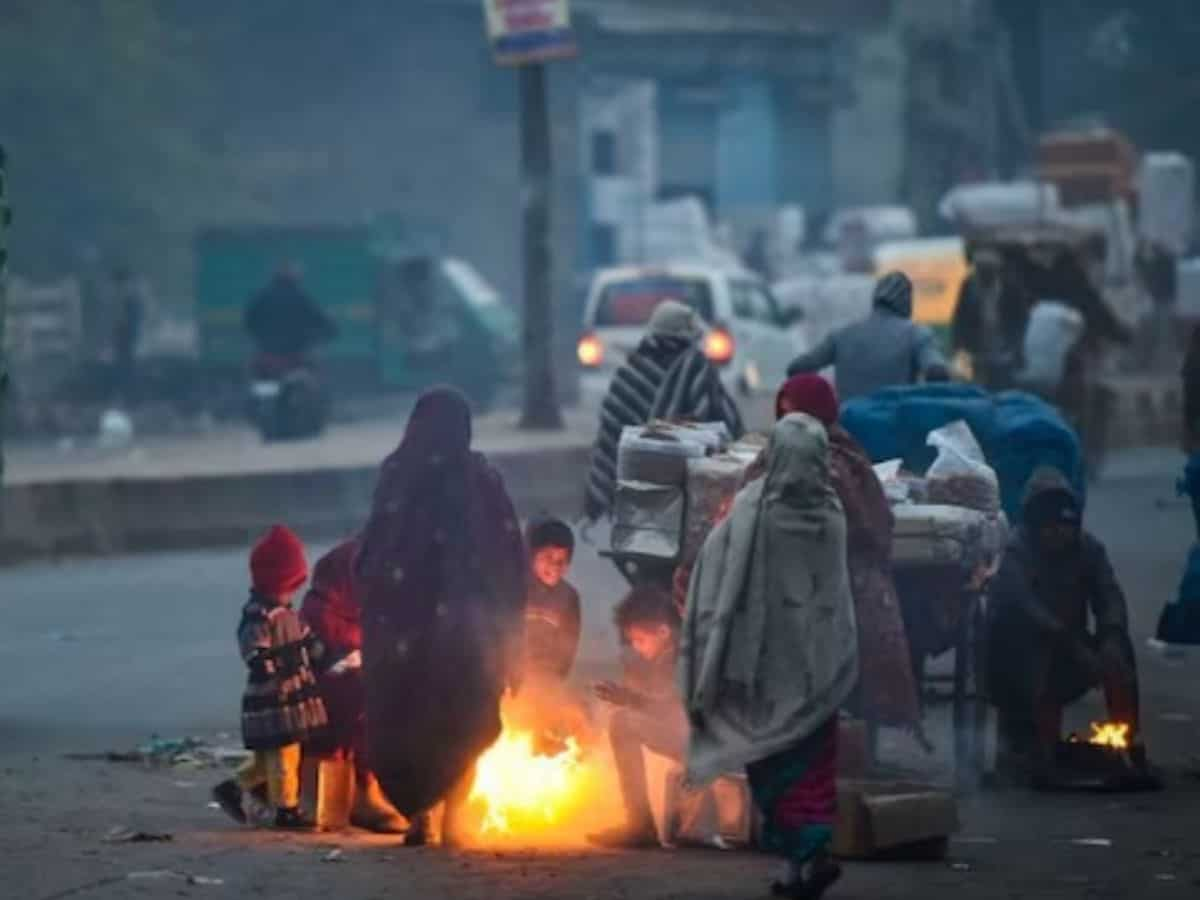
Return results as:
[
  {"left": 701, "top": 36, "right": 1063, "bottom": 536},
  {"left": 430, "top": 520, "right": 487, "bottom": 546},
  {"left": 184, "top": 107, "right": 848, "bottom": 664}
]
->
[{"left": 841, "top": 384, "right": 1085, "bottom": 521}]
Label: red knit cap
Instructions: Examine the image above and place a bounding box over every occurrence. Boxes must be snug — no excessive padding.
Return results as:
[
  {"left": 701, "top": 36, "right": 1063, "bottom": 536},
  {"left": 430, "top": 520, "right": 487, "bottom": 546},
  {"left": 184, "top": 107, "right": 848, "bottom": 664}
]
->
[
  {"left": 250, "top": 525, "right": 309, "bottom": 596},
  {"left": 775, "top": 374, "right": 839, "bottom": 426}
]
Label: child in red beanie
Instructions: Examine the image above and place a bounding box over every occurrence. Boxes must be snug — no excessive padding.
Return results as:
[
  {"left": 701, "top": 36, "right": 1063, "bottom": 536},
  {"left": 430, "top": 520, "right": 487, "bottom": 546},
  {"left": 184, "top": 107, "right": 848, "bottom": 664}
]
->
[{"left": 212, "top": 525, "right": 329, "bottom": 830}]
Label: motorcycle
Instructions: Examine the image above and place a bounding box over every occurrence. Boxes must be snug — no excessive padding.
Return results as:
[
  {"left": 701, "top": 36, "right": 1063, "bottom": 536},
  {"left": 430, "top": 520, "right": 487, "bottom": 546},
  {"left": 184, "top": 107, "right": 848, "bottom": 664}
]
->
[{"left": 247, "top": 354, "right": 329, "bottom": 442}]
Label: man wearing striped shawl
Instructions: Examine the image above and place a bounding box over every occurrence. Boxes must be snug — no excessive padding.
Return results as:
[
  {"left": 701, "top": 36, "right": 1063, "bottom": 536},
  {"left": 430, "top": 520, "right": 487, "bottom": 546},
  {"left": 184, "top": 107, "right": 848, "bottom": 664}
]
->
[{"left": 585, "top": 300, "right": 744, "bottom": 521}]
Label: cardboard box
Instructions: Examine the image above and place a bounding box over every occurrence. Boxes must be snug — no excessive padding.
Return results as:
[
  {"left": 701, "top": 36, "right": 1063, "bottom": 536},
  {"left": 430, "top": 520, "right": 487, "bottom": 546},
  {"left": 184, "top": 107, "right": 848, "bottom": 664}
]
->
[{"left": 833, "top": 780, "right": 959, "bottom": 860}]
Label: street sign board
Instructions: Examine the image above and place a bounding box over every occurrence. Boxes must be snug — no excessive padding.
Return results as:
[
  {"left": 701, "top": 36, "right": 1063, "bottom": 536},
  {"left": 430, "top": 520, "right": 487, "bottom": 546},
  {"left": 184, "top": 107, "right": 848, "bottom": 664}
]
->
[{"left": 483, "top": 0, "right": 577, "bottom": 66}]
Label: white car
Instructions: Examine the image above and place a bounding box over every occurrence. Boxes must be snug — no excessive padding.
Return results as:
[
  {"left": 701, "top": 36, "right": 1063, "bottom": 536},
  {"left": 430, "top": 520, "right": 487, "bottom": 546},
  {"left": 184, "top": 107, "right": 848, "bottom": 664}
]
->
[{"left": 576, "top": 263, "right": 802, "bottom": 408}]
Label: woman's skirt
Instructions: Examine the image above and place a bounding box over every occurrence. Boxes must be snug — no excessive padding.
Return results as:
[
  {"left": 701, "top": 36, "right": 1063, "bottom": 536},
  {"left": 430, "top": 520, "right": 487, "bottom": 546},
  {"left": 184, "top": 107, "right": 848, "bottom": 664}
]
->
[{"left": 745, "top": 717, "right": 838, "bottom": 864}]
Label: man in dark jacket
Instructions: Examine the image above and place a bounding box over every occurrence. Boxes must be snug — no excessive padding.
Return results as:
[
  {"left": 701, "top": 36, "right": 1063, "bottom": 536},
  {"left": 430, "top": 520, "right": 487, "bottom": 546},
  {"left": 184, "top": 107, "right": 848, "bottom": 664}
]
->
[
  {"left": 244, "top": 267, "right": 338, "bottom": 359},
  {"left": 787, "top": 271, "right": 949, "bottom": 403},
  {"left": 951, "top": 248, "right": 1032, "bottom": 390},
  {"left": 987, "top": 467, "right": 1141, "bottom": 768}
]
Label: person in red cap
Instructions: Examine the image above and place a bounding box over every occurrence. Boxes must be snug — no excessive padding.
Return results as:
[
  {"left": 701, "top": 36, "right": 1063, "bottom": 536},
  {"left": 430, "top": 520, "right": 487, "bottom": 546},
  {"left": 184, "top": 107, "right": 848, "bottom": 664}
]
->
[
  {"left": 212, "top": 524, "right": 329, "bottom": 830},
  {"left": 776, "top": 374, "right": 920, "bottom": 739}
]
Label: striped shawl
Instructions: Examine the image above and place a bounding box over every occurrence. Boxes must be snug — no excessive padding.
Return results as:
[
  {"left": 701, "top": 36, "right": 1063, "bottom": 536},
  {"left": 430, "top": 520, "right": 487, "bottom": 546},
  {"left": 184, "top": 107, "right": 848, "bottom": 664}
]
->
[{"left": 585, "top": 336, "right": 744, "bottom": 520}]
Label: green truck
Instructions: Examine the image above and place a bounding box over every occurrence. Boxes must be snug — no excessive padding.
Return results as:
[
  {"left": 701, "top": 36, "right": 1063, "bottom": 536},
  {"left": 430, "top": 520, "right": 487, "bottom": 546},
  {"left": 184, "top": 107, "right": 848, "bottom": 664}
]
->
[{"left": 195, "top": 222, "right": 520, "bottom": 410}]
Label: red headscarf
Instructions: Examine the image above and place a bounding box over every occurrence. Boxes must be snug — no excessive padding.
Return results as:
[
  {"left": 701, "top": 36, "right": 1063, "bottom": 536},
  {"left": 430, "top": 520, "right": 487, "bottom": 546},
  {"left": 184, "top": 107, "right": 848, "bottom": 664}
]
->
[
  {"left": 775, "top": 374, "right": 839, "bottom": 425},
  {"left": 301, "top": 536, "right": 363, "bottom": 652}
]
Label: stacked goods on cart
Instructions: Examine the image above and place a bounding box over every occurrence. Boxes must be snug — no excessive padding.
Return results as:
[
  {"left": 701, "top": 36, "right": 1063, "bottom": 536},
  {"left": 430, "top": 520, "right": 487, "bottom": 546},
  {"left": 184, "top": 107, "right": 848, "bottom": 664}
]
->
[
  {"left": 874, "top": 420, "right": 1008, "bottom": 572},
  {"left": 681, "top": 433, "right": 766, "bottom": 566},
  {"left": 611, "top": 421, "right": 764, "bottom": 564},
  {"left": 1037, "top": 128, "right": 1137, "bottom": 207},
  {"left": 612, "top": 423, "right": 710, "bottom": 560},
  {"left": 842, "top": 383, "right": 1083, "bottom": 522}
]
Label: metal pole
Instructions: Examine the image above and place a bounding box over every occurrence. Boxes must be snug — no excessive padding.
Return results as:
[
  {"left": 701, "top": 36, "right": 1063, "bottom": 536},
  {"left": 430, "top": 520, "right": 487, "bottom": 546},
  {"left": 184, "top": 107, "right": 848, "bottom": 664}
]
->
[{"left": 518, "top": 63, "right": 564, "bottom": 430}]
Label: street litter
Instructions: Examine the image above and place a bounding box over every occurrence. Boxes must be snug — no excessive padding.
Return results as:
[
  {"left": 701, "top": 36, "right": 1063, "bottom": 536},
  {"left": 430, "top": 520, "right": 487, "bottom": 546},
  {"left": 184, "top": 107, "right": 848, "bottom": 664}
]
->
[
  {"left": 1159, "top": 712, "right": 1194, "bottom": 723},
  {"left": 127, "top": 870, "right": 178, "bottom": 881},
  {"left": 67, "top": 735, "right": 249, "bottom": 770},
  {"left": 126, "top": 870, "right": 223, "bottom": 886},
  {"left": 1070, "top": 838, "right": 1113, "bottom": 848},
  {"left": 104, "top": 826, "right": 173, "bottom": 844},
  {"left": 322, "top": 849, "right": 346, "bottom": 863}
]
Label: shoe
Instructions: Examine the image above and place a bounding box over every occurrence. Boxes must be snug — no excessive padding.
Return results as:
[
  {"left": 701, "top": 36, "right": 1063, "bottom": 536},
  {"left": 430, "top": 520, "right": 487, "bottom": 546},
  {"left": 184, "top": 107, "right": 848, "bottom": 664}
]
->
[
  {"left": 211, "top": 780, "right": 247, "bottom": 825},
  {"left": 351, "top": 811, "right": 408, "bottom": 835},
  {"left": 797, "top": 857, "right": 843, "bottom": 900},
  {"left": 586, "top": 825, "right": 661, "bottom": 850},
  {"left": 352, "top": 774, "right": 409, "bottom": 834},
  {"left": 774, "top": 857, "right": 843, "bottom": 900},
  {"left": 274, "top": 807, "right": 316, "bottom": 830}
]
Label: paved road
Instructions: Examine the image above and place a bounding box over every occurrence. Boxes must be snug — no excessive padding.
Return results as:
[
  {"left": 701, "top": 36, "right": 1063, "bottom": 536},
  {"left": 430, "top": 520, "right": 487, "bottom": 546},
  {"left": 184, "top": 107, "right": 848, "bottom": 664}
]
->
[
  {"left": 0, "top": 451, "right": 1192, "bottom": 753},
  {"left": 2, "top": 454, "right": 1200, "bottom": 899}
]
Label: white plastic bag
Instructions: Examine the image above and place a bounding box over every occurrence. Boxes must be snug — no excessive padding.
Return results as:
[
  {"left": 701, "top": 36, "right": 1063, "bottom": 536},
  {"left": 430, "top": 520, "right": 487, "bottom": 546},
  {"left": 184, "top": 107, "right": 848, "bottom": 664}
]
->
[
  {"left": 925, "top": 421, "right": 1000, "bottom": 512},
  {"left": 1018, "top": 300, "right": 1084, "bottom": 392}
]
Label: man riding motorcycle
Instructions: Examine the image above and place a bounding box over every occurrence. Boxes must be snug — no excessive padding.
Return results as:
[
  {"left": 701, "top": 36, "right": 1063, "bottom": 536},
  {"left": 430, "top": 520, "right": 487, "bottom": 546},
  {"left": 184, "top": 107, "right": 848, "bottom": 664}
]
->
[{"left": 243, "top": 267, "right": 338, "bottom": 439}]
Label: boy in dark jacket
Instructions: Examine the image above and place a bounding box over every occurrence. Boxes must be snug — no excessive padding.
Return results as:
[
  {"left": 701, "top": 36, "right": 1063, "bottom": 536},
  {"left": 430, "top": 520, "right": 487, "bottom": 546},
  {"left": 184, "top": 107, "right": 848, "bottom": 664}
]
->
[
  {"left": 988, "top": 468, "right": 1142, "bottom": 771},
  {"left": 523, "top": 518, "right": 582, "bottom": 685},
  {"left": 213, "top": 525, "right": 329, "bottom": 829}
]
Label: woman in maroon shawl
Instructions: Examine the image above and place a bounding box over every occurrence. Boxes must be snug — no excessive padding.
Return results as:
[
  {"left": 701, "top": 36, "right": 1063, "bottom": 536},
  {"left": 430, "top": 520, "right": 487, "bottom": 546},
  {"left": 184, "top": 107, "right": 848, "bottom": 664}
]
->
[
  {"left": 355, "top": 388, "right": 527, "bottom": 846},
  {"left": 300, "top": 536, "right": 407, "bottom": 834},
  {"left": 775, "top": 374, "right": 920, "bottom": 733}
]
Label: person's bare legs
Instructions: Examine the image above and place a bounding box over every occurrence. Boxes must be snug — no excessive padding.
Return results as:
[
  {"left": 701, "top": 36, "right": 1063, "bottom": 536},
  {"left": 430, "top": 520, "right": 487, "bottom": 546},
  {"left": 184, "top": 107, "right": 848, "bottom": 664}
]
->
[{"left": 589, "top": 706, "right": 687, "bottom": 848}]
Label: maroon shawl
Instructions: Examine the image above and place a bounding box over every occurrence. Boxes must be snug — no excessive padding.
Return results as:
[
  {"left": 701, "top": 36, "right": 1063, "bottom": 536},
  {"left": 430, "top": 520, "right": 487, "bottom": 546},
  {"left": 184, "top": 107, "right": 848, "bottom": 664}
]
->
[
  {"left": 827, "top": 425, "right": 919, "bottom": 727},
  {"left": 356, "top": 388, "right": 527, "bottom": 816},
  {"left": 300, "top": 537, "right": 365, "bottom": 758}
]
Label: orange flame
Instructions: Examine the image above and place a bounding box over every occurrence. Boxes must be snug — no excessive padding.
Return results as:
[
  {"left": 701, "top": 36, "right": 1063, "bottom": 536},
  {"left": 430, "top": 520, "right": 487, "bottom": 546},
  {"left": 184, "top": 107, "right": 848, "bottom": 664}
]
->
[
  {"left": 1087, "top": 721, "right": 1130, "bottom": 750},
  {"left": 465, "top": 693, "right": 624, "bottom": 846},
  {"left": 470, "top": 726, "right": 587, "bottom": 837}
]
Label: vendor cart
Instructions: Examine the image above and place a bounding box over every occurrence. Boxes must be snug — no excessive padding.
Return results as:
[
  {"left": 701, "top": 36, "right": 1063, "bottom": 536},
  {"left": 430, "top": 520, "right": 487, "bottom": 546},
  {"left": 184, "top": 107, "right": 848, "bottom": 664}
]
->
[
  {"left": 891, "top": 503, "right": 1008, "bottom": 787},
  {"left": 601, "top": 547, "right": 678, "bottom": 590}
]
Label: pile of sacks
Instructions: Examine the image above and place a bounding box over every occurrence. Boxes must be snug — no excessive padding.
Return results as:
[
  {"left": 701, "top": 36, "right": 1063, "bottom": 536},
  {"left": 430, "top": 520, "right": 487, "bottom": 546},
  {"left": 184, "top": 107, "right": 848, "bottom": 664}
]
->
[{"left": 612, "top": 422, "right": 764, "bottom": 564}]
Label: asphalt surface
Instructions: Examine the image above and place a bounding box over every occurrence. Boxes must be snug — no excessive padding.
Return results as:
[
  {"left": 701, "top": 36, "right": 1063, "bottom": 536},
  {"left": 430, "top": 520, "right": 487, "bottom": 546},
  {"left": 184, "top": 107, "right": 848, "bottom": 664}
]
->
[{"left": 2, "top": 449, "right": 1199, "bottom": 899}]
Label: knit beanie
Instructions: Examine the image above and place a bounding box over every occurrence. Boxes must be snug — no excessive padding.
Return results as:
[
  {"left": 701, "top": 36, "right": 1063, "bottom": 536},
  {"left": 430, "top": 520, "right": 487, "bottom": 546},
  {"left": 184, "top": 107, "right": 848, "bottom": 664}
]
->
[
  {"left": 775, "top": 373, "right": 839, "bottom": 426},
  {"left": 647, "top": 299, "right": 703, "bottom": 341},
  {"left": 527, "top": 517, "right": 576, "bottom": 560},
  {"left": 250, "top": 524, "right": 309, "bottom": 596}
]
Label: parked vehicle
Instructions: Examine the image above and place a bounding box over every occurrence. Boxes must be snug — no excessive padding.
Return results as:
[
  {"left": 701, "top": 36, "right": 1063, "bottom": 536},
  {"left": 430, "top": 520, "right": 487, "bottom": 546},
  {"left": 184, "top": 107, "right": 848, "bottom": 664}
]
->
[{"left": 576, "top": 263, "right": 802, "bottom": 404}]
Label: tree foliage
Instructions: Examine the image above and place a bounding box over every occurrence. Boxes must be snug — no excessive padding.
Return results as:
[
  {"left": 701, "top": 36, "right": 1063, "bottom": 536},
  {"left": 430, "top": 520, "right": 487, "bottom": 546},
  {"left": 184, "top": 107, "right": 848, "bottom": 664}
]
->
[{"left": 0, "top": 1, "right": 262, "bottom": 298}]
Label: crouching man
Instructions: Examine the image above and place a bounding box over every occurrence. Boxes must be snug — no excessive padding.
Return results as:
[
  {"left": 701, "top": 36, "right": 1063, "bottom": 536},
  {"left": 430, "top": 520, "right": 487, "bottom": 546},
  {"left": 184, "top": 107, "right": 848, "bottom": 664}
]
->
[{"left": 988, "top": 467, "right": 1143, "bottom": 774}]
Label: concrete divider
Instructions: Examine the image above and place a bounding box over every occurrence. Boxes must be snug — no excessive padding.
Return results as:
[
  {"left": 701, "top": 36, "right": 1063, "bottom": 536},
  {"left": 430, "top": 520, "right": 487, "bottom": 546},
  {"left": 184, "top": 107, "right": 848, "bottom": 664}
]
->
[{"left": 1, "top": 444, "right": 592, "bottom": 564}]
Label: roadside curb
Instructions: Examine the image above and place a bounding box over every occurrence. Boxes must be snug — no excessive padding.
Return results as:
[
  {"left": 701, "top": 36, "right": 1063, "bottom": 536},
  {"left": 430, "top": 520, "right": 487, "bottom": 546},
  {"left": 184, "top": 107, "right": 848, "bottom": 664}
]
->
[{"left": 0, "top": 443, "right": 591, "bottom": 564}]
